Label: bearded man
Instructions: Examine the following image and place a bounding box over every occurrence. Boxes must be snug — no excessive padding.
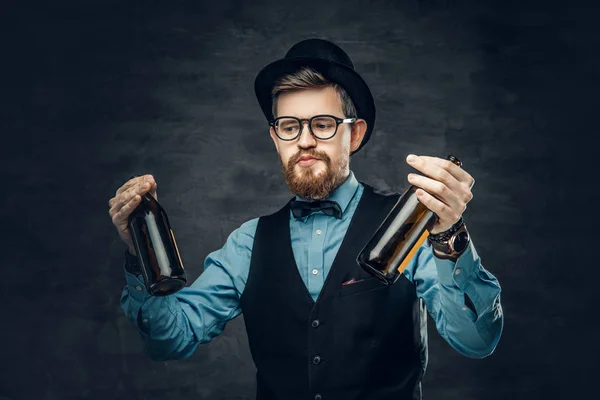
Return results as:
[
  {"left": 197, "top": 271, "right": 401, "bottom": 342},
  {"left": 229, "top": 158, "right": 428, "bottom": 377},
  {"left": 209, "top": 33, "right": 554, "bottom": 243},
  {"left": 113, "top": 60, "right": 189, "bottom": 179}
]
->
[{"left": 112, "top": 38, "right": 504, "bottom": 400}]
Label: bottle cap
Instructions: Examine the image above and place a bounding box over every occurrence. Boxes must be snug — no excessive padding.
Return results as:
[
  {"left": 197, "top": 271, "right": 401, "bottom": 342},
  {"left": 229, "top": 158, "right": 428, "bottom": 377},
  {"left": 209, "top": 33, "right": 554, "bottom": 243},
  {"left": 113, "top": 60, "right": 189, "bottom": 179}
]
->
[{"left": 447, "top": 155, "right": 462, "bottom": 167}]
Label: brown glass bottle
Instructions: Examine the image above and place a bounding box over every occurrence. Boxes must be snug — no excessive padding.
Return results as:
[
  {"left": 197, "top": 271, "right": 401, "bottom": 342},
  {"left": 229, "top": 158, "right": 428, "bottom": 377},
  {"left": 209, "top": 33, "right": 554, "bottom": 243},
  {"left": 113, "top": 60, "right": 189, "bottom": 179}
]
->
[
  {"left": 128, "top": 193, "right": 187, "bottom": 296},
  {"left": 357, "top": 155, "right": 463, "bottom": 285}
]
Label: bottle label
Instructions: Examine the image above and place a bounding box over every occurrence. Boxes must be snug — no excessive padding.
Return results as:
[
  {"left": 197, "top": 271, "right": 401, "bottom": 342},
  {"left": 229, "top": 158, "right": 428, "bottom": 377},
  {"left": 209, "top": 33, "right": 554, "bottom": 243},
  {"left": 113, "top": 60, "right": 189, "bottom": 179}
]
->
[
  {"left": 170, "top": 228, "right": 185, "bottom": 270},
  {"left": 396, "top": 230, "right": 429, "bottom": 273}
]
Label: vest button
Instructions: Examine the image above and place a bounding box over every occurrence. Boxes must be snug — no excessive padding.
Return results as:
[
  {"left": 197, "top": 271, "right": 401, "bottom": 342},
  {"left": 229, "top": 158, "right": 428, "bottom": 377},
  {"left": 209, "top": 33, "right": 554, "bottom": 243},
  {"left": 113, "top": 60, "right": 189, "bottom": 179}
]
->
[
  {"left": 313, "top": 355, "right": 321, "bottom": 364},
  {"left": 311, "top": 319, "right": 320, "bottom": 328},
  {"left": 315, "top": 394, "right": 323, "bottom": 400}
]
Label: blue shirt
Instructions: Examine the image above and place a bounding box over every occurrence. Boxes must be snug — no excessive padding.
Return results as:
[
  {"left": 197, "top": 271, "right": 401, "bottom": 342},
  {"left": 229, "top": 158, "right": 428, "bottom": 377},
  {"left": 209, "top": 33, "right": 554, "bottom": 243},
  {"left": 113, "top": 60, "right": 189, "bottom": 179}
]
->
[{"left": 120, "top": 171, "right": 504, "bottom": 362}]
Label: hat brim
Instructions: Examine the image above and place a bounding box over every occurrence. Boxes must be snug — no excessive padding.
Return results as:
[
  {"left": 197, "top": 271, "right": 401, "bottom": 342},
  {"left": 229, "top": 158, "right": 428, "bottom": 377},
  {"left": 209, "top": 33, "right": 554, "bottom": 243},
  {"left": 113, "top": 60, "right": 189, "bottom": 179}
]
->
[{"left": 254, "top": 57, "right": 375, "bottom": 155}]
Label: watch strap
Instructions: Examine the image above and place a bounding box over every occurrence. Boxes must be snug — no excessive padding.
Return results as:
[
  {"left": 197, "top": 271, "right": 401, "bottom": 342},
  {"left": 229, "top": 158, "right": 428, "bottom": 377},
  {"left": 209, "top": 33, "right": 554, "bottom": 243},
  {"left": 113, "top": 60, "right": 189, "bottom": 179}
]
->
[{"left": 428, "top": 217, "right": 464, "bottom": 243}]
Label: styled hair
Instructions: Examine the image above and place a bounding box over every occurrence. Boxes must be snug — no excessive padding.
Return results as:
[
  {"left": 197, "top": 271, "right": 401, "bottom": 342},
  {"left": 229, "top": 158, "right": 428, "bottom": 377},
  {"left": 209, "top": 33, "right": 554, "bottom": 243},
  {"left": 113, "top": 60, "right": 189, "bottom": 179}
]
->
[{"left": 271, "top": 67, "right": 357, "bottom": 119}]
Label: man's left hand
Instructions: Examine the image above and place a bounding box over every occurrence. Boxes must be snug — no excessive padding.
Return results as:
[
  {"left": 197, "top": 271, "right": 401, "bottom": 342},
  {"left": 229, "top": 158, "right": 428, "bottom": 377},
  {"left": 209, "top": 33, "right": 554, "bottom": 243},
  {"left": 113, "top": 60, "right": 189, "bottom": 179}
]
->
[{"left": 406, "top": 154, "right": 475, "bottom": 235}]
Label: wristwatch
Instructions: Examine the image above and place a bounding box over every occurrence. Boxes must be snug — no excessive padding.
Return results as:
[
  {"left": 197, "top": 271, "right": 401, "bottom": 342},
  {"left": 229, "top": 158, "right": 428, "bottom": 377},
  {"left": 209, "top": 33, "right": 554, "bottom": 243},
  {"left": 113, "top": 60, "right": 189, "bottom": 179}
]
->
[{"left": 427, "top": 217, "right": 470, "bottom": 260}]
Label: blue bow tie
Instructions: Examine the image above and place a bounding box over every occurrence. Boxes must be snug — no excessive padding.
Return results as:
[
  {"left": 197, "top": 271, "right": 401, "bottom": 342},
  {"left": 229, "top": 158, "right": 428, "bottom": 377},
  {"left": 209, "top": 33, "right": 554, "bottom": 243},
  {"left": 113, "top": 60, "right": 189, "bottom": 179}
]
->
[{"left": 290, "top": 199, "right": 343, "bottom": 219}]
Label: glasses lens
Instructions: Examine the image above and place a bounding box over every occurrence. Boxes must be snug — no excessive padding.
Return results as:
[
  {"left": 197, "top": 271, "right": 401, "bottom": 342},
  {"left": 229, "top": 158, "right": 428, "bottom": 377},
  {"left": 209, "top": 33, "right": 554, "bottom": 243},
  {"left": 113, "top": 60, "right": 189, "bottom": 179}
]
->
[
  {"left": 311, "top": 116, "right": 337, "bottom": 139},
  {"left": 276, "top": 118, "right": 300, "bottom": 139}
]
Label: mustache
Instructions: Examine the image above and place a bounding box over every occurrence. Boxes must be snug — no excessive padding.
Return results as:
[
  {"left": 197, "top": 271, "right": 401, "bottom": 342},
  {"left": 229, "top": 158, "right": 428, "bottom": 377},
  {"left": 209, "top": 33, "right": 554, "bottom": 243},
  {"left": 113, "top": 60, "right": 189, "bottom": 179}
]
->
[{"left": 289, "top": 149, "right": 330, "bottom": 165}]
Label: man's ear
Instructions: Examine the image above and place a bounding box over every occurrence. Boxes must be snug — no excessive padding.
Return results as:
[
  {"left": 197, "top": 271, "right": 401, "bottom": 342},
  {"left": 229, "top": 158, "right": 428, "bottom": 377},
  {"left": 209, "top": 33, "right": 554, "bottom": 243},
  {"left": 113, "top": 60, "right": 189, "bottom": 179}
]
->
[
  {"left": 349, "top": 119, "right": 367, "bottom": 153},
  {"left": 269, "top": 126, "right": 280, "bottom": 152}
]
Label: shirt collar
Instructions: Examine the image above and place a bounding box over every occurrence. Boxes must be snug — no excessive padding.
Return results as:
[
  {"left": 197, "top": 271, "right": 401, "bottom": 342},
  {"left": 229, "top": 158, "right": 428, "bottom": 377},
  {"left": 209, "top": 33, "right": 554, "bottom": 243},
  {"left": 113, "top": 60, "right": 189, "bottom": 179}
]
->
[{"left": 293, "top": 170, "right": 359, "bottom": 216}]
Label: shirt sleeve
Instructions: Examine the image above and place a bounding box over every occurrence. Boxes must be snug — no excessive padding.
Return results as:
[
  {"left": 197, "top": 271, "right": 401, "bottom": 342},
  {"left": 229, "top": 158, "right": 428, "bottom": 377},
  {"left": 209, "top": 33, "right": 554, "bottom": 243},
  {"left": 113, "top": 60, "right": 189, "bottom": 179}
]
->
[
  {"left": 119, "top": 218, "right": 259, "bottom": 362},
  {"left": 404, "top": 237, "right": 504, "bottom": 359}
]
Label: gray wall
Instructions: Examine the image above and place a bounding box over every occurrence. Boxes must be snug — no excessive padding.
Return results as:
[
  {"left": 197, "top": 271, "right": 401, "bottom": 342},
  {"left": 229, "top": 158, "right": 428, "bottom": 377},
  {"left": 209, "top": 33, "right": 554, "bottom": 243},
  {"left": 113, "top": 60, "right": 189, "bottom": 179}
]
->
[{"left": 1, "top": 0, "right": 597, "bottom": 399}]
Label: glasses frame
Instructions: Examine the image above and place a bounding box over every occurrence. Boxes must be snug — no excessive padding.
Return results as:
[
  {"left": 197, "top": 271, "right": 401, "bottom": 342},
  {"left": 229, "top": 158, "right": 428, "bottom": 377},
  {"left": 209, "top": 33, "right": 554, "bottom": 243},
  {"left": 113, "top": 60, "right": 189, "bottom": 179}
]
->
[{"left": 269, "top": 114, "right": 357, "bottom": 141}]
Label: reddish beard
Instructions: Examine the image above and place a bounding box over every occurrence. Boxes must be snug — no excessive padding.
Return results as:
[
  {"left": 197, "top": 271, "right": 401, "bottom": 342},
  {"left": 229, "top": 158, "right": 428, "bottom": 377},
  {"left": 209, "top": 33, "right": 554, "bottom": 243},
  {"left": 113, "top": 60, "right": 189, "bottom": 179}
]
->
[{"left": 280, "top": 148, "right": 348, "bottom": 200}]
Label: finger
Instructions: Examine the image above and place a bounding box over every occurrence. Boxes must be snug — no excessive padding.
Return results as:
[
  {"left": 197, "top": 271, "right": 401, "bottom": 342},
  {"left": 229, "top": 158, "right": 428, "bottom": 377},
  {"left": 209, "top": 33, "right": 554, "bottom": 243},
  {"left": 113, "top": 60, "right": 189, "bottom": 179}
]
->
[
  {"left": 116, "top": 174, "right": 154, "bottom": 196},
  {"left": 112, "top": 193, "right": 142, "bottom": 225},
  {"left": 109, "top": 192, "right": 132, "bottom": 215},
  {"left": 407, "top": 173, "right": 462, "bottom": 211},
  {"left": 111, "top": 182, "right": 151, "bottom": 213},
  {"left": 116, "top": 177, "right": 141, "bottom": 196},
  {"left": 110, "top": 175, "right": 156, "bottom": 211},
  {"left": 124, "top": 176, "right": 156, "bottom": 198},
  {"left": 414, "top": 188, "right": 460, "bottom": 224},
  {"left": 415, "top": 155, "right": 475, "bottom": 187},
  {"left": 406, "top": 155, "right": 463, "bottom": 194},
  {"left": 149, "top": 182, "right": 158, "bottom": 200}
]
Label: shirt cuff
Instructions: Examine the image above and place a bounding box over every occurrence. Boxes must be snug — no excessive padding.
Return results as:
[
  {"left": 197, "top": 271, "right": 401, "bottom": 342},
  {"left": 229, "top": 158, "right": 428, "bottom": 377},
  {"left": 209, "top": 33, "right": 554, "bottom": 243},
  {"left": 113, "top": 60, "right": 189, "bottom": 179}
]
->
[
  {"left": 123, "top": 260, "right": 152, "bottom": 303},
  {"left": 433, "top": 240, "right": 478, "bottom": 288}
]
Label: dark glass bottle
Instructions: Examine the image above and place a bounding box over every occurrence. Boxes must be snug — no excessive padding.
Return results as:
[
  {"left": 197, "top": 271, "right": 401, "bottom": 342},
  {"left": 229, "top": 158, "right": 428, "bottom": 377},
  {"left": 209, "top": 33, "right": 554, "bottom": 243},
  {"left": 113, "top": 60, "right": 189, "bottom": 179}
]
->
[
  {"left": 127, "top": 193, "right": 187, "bottom": 296},
  {"left": 357, "top": 155, "right": 463, "bottom": 285}
]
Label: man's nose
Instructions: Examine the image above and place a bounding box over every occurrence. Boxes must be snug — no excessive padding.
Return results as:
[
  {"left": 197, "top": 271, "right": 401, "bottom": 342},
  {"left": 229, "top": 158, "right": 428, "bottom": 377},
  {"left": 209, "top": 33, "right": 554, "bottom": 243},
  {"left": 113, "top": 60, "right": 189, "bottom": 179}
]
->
[{"left": 297, "top": 122, "right": 317, "bottom": 147}]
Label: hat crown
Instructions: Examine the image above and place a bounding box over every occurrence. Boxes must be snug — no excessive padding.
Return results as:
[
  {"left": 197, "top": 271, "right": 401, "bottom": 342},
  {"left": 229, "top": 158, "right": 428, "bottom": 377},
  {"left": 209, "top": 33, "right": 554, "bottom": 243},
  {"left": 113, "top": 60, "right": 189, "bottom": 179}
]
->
[{"left": 284, "top": 38, "right": 354, "bottom": 70}]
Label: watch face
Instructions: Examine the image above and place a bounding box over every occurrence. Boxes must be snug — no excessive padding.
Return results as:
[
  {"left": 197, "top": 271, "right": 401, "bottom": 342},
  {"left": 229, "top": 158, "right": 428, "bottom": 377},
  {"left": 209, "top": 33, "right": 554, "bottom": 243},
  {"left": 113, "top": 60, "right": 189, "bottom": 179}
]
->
[{"left": 453, "top": 231, "right": 469, "bottom": 253}]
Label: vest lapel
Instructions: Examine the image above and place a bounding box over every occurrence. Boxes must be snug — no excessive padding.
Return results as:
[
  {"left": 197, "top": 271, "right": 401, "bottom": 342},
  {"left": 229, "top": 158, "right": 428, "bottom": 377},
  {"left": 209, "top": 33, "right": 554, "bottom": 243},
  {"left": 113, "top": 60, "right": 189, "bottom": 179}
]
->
[{"left": 276, "top": 183, "right": 398, "bottom": 306}]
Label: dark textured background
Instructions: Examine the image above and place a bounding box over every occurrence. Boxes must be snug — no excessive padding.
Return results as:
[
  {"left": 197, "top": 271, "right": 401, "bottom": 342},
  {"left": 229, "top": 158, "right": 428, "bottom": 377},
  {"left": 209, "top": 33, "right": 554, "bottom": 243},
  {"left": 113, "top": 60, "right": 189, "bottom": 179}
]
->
[{"left": 1, "top": 0, "right": 598, "bottom": 399}]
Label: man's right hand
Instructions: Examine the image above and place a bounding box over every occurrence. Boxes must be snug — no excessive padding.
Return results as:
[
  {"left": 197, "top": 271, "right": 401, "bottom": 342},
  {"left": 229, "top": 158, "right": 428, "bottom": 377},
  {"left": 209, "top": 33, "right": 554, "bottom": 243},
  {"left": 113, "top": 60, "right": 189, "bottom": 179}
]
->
[{"left": 108, "top": 174, "right": 158, "bottom": 256}]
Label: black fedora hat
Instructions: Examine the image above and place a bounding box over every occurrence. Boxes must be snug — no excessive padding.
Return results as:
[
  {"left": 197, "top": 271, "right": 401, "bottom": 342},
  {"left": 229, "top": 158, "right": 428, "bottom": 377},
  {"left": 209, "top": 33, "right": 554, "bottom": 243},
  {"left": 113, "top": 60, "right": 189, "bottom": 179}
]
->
[{"left": 254, "top": 38, "right": 376, "bottom": 155}]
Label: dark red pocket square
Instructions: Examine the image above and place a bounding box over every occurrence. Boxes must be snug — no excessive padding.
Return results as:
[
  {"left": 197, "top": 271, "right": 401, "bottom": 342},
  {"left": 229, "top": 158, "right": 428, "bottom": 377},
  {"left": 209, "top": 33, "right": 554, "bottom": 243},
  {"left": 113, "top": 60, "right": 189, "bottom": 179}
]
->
[{"left": 341, "top": 277, "right": 365, "bottom": 286}]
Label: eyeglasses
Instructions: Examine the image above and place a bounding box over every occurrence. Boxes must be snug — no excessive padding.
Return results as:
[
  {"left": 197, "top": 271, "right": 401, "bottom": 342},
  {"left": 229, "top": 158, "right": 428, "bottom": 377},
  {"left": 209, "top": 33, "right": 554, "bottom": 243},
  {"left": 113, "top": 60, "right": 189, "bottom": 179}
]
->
[{"left": 269, "top": 114, "right": 357, "bottom": 141}]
